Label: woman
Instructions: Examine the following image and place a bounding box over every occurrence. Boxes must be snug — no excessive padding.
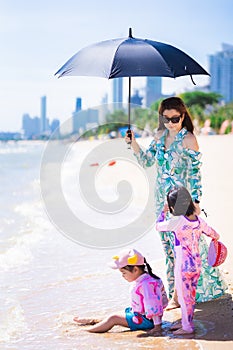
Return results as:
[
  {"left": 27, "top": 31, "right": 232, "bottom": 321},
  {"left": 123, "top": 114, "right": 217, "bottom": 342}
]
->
[{"left": 125, "top": 97, "right": 226, "bottom": 307}]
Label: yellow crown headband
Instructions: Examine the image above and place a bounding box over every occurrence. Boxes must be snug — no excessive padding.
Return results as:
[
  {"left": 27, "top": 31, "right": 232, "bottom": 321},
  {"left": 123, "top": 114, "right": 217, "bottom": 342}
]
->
[{"left": 112, "top": 254, "right": 139, "bottom": 265}]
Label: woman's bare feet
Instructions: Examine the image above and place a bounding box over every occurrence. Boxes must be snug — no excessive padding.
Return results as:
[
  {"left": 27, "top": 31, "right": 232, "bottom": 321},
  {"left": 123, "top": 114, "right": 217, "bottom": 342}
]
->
[
  {"left": 165, "top": 299, "right": 180, "bottom": 311},
  {"left": 165, "top": 290, "right": 180, "bottom": 311}
]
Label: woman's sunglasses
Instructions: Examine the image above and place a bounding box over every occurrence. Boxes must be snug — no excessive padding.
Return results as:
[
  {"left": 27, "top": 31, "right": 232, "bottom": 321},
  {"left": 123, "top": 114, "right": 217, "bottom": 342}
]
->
[{"left": 161, "top": 115, "right": 182, "bottom": 124}]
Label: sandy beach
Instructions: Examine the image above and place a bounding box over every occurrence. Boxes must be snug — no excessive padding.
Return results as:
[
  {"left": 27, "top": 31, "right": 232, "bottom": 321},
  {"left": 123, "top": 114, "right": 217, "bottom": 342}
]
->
[
  {"left": 0, "top": 135, "right": 233, "bottom": 350},
  {"left": 67, "top": 134, "right": 233, "bottom": 350}
]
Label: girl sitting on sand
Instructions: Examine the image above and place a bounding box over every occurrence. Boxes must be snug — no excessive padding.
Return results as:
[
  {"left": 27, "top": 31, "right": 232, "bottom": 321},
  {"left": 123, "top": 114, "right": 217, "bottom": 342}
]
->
[
  {"left": 74, "top": 248, "right": 168, "bottom": 333},
  {"left": 156, "top": 186, "right": 220, "bottom": 335}
]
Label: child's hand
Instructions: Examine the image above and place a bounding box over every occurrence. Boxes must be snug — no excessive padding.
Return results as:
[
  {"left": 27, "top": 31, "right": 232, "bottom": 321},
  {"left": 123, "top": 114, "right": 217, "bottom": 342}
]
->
[
  {"left": 138, "top": 324, "right": 162, "bottom": 337},
  {"left": 163, "top": 204, "right": 169, "bottom": 213},
  {"left": 194, "top": 202, "right": 201, "bottom": 215}
]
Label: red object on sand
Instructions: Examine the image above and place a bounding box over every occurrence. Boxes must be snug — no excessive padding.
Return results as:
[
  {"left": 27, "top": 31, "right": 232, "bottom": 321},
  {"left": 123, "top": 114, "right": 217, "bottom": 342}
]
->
[
  {"left": 90, "top": 163, "right": 99, "bottom": 167},
  {"left": 108, "top": 160, "right": 116, "bottom": 166},
  {"left": 207, "top": 239, "right": 227, "bottom": 267}
]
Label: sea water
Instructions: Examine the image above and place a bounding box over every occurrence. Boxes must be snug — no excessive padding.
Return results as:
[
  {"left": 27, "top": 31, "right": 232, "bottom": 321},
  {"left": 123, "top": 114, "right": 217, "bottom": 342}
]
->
[{"left": 0, "top": 139, "right": 167, "bottom": 350}]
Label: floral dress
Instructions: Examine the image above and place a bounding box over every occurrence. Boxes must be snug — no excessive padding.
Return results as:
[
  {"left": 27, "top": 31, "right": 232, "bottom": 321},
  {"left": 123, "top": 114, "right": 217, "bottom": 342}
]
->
[{"left": 135, "top": 128, "right": 227, "bottom": 301}]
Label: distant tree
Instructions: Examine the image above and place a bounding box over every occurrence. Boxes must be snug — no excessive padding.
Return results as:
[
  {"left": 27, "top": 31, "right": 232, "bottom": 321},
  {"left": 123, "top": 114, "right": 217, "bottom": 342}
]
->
[
  {"left": 150, "top": 98, "right": 164, "bottom": 112},
  {"left": 180, "top": 91, "right": 222, "bottom": 108},
  {"left": 105, "top": 107, "right": 158, "bottom": 131},
  {"left": 179, "top": 91, "right": 222, "bottom": 125},
  {"left": 133, "top": 107, "right": 158, "bottom": 130},
  {"left": 106, "top": 109, "right": 128, "bottom": 124},
  {"left": 209, "top": 102, "right": 233, "bottom": 133}
]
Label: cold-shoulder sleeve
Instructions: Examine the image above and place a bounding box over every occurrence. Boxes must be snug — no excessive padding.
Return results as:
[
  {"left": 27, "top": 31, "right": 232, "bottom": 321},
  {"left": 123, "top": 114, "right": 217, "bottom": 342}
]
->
[
  {"left": 184, "top": 148, "right": 202, "bottom": 202},
  {"left": 134, "top": 139, "right": 157, "bottom": 168}
]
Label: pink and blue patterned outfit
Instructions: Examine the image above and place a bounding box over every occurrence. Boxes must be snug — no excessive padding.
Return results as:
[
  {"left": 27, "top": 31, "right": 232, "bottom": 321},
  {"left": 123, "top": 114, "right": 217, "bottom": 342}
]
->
[
  {"left": 125, "top": 273, "right": 168, "bottom": 331},
  {"left": 156, "top": 213, "right": 220, "bottom": 332},
  {"left": 134, "top": 127, "right": 227, "bottom": 301}
]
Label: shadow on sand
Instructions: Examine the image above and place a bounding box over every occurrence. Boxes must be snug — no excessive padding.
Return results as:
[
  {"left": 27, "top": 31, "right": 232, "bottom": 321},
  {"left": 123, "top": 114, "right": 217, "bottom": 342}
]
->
[{"left": 136, "top": 293, "right": 233, "bottom": 342}]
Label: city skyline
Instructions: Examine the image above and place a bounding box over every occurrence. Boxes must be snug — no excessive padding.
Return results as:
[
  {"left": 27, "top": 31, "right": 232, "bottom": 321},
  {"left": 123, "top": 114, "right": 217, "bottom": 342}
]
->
[
  {"left": 209, "top": 43, "right": 233, "bottom": 103},
  {"left": 1, "top": 0, "right": 233, "bottom": 131}
]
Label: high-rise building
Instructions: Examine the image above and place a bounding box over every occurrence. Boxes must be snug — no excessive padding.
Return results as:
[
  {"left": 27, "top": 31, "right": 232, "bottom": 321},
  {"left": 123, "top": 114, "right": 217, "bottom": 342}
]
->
[
  {"left": 74, "top": 109, "right": 99, "bottom": 134},
  {"left": 22, "top": 114, "right": 40, "bottom": 139},
  {"left": 113, "top": 78, "right": 123, "bottom": 109},
  {"left": 209, "top": 44, "right": 233, "bottom": 103},
  {"left": 98, "top": 94, "right": 109, "bottom": 124},
  {"left": 75, "top": 97, "right": 82, "bottom": 112},
  {"left": 50, "top": 119, "right": 60, "bottom": 135},
  {"left": 40, "top": 96, "right": 47, "bottom": 133},
  {"left": 131, "top": 89, "right": 143, "bottom": 107},
  {"left": 72, "top": 97, "right": 99, "bottom": 133},
  {"left": 145, "top": 76, "right": 162, "bottom": 107},
  {"left": 73, "top": 97, "right": 82, "bottom": 132}
]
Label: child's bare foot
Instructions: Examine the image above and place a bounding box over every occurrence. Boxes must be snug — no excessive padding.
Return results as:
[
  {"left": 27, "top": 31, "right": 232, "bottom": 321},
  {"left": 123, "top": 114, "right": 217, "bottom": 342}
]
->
[
  {"left": 173, "top": 327, "right": 194, "bottom": 335},
  {"left": 170, "top": 321, "right": 182, "bottom": 330},
  {"left": 73, "top": 317, "right": 99, "bottom": 326},
  {"left": 146, "top": 324, "right": 162, "bottom": 335}
]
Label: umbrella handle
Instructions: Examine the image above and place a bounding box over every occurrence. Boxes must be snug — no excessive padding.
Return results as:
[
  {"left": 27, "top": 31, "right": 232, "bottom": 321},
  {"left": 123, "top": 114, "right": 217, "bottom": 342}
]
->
[
  {"left": 126, "top": 129, "right": 132, "bottom": 141},
  {"left": 126, "top": 129, "right": 132, "bottom": 149}
]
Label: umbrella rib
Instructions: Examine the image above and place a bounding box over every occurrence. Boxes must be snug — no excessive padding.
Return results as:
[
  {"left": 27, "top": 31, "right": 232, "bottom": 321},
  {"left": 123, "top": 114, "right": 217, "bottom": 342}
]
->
[
  {"left": 143, "top": 40, "right": 176, "bottom": 77},
  {"left": 108, "top": 41, "right": 127, "bottom": 79}
]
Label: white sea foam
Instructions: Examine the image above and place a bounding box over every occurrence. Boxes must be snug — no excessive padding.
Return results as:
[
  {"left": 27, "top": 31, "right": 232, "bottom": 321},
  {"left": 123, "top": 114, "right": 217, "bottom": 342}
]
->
[
  {"left": 0, "top": 241, "right": 33, "bottom": 270},
  {"left": 0, "top": 299, "right": 28, "bottom": 342},
  {"left": 0, "top": 141, "right": 43, "bottom": 154},
  {"left": 0, "top": 199, "right": 50, "bottom": 271}
]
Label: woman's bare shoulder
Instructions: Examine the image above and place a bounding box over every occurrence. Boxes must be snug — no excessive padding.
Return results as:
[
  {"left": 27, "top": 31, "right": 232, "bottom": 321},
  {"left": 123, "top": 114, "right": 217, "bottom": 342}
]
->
[{"left": 183, "top": 132, "right": 199, "bottom": 151}]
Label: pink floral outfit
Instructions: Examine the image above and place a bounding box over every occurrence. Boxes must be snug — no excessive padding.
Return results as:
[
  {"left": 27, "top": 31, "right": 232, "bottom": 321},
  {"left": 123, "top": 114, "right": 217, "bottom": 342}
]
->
[
  {"left": 156, "top": 213, "right": 219, "bottom": 332},
  {"left": 126, "top": 273, "right": 168, "bottom": 330}
]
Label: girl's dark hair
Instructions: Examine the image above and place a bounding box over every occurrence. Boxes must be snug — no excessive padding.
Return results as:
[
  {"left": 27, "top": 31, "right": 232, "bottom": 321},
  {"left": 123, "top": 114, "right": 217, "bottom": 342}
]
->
[
  {"left": 167, "top": 186, "right": 195, "bottom": 216},
  {"left": 122, "top": 259, "right": 160, "bottom": 280},
  {"left": 158, "top": 97, "right": 194, "bottom": 133}
]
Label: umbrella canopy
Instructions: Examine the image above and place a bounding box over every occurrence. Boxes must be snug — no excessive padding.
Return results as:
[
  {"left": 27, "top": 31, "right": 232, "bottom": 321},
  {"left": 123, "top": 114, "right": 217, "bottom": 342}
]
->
[{"left": 55, "top": 28, "right": 209, "bottom": 128}]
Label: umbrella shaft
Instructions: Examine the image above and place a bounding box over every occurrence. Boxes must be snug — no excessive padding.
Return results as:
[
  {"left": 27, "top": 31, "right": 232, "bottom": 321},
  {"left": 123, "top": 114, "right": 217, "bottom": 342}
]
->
[{"left": 128, "top": 77, "right": 131, "bottom": 129}]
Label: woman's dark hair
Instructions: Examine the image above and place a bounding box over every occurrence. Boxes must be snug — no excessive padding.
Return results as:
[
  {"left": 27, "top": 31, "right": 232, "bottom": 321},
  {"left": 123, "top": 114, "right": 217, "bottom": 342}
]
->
[
  {"left": 158, "top": 97, "right": 194, "bottom": 133},
  {"left": 122, "top": 259, "right": 160, "bottom": 280},
  {"left": 167, "top": 186, "right": 195, "bottom": 216}
]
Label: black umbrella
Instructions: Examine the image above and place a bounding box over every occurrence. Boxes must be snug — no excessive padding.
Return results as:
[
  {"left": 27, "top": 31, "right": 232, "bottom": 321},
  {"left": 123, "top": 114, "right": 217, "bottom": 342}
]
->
[{"left": 55, "top": 28, "right": 209, "bottom": 131}]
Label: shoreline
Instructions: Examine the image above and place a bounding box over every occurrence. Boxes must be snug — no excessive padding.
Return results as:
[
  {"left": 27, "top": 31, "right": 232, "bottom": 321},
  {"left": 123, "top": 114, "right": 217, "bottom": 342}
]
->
[{"left": 1, "top": 134, "right": 233, "bottom": 349}]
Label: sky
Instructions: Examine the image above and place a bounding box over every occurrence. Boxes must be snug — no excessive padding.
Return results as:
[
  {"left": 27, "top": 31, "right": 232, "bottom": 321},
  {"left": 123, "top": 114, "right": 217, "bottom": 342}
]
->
[{"left": 1, "top": 0, "right": 233, "bottom": 131}]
